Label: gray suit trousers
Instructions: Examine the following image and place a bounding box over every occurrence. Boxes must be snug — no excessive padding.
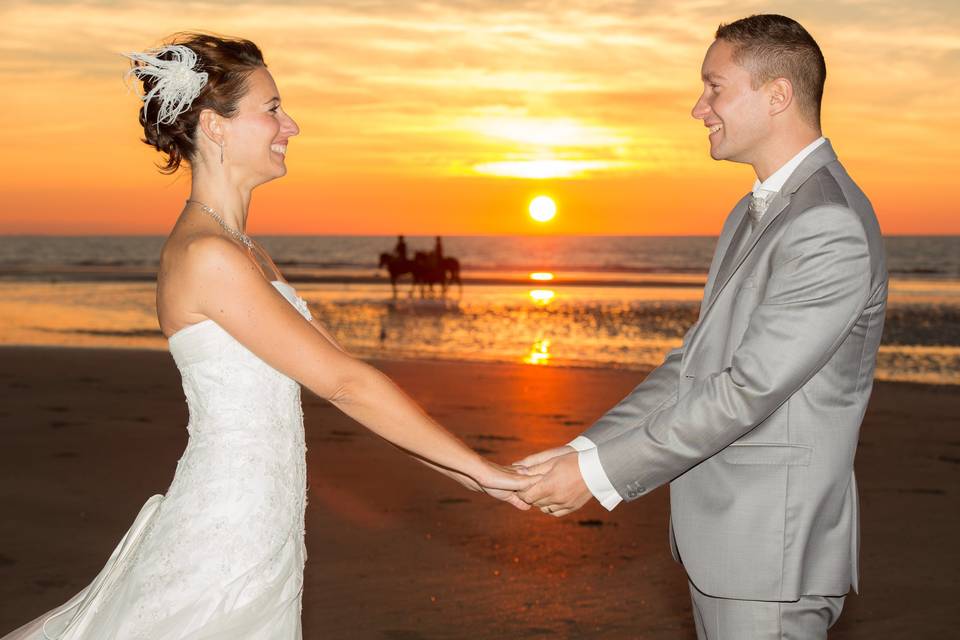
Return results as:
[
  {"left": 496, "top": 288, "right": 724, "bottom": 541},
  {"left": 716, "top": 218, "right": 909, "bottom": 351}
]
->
[{"left": 689, "top": 581, "right": 845, "bottom": 640}]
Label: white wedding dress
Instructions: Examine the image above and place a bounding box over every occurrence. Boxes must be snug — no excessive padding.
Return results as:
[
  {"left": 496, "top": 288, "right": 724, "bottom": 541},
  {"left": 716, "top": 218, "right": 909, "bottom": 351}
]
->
[{"left": 3, "top": 280, "right": 312, "bottom": 640}]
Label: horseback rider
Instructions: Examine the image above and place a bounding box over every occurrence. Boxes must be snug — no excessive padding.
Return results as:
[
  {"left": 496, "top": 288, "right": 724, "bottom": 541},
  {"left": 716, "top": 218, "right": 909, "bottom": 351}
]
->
[
  {"left": 379, "top": 236, "right": 460, "bottom": 298},
  {"left": 432, "top": 236, "right": 443, "bottom": 269}
]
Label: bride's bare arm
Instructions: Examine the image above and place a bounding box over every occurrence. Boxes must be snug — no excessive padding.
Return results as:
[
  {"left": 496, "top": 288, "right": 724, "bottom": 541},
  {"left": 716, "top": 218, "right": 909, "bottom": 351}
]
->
[
  {"left": 307, "top": 315, "right": 346, "bottom": 353},
  {"left": 184, "top": 237, "right": 532, "bottom": 494}
]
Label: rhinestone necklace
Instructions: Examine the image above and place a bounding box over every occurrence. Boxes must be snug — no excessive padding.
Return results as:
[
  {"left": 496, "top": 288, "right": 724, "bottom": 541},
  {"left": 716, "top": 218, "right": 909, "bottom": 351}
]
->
[{"left": 185, "top": 199, "right": 253, "bottom": 249}]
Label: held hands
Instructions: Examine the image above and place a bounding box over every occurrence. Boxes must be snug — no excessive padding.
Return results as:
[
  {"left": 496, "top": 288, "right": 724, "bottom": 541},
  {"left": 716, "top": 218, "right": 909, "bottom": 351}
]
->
[
  {"left": 454, "top": 445, "right": 595, "bottom": 516},
  {"left": 442, "top": 459, "right": 542, "bottom": 511},
  {"left": 512, "top": 449, "right": 593, "bottom": 517},
  {"left": 478, "top": 461, "right": 543, "bottom": 511}
]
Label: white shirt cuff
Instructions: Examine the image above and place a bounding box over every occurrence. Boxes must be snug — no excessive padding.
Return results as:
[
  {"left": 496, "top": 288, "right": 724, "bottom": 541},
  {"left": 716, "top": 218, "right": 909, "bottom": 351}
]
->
[
  {"left": 576, "top": 447, "right": 623, "bottom": 511},
  {"left": 567, "top": 435, "right": 597, "bottom": 452}
]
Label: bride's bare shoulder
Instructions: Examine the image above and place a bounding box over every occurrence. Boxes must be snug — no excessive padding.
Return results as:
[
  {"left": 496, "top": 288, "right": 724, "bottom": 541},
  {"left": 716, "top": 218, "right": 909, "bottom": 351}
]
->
[
  {"left": 157, "top": 229, "right": 258, "bottom": 332},
  {"left": 161, "top": 227, "right": 246, "bottom": 281}
]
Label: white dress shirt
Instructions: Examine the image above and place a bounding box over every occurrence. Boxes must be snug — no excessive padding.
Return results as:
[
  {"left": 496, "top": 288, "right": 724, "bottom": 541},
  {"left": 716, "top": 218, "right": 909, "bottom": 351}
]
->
[
  {"left": 752, "top": 136, "right": 826, "bottom": 204},
  {"left": 568, "top": 135, "right": 828, "bottom": 511}
]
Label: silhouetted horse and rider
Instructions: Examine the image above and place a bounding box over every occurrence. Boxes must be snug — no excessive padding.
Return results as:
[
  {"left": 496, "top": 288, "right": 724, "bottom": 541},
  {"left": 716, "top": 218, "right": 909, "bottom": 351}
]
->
[{"left": 378, "top": 235, "right": 461, "bottom": 298}]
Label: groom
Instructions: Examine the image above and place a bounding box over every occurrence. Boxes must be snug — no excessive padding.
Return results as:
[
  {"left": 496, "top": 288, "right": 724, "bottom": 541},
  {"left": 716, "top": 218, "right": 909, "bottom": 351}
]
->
[{"left": 516, "top": 14, "right": 887, "bottom": 639}]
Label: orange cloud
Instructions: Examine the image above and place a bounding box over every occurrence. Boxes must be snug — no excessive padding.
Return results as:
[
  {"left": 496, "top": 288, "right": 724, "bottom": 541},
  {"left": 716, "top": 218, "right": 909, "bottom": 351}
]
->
[{"left": 0, "top": 0, "right": 957, "bottom": 235}]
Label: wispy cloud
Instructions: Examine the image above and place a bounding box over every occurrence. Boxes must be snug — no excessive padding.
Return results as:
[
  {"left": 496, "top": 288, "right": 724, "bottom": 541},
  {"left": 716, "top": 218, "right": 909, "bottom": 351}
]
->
[{"left": 0, "top": 1, "right": 957, "bottom": 231}]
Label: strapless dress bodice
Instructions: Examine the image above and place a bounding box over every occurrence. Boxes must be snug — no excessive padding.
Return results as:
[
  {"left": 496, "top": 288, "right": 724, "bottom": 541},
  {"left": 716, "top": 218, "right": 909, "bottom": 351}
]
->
[
  {"left": 166, "top": 280, "right": 314, "bottom": 442},
  {"left": 168, "top": 280, "right": 313, "bottom": 366}
]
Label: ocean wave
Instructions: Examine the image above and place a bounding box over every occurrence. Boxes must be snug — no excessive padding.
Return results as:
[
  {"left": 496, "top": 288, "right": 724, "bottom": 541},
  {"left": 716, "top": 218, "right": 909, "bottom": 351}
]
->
[{"left": 3, "top": 235, "right": 957, "bottom": 280}]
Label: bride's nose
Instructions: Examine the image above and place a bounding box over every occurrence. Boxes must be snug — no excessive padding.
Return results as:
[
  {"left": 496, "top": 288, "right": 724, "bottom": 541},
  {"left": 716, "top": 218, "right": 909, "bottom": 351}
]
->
[{"left": 282, "top": 113, "right": 300, "bottom": 137}]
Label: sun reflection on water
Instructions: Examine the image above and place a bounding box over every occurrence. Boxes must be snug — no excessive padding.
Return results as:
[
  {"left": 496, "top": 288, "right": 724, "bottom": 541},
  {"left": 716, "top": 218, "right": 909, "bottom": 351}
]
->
[
  {"left": 0, "top": 279, "right": 954, "bottom": 384},
  {"left": 528, "top": 289, "right": 555, "bottom": 305},
  {"left": 523, "top": 338, "right": 551, "bottom": 365},
  {"left": 524, "top": 286, "right": 556, "bottom": 365}
]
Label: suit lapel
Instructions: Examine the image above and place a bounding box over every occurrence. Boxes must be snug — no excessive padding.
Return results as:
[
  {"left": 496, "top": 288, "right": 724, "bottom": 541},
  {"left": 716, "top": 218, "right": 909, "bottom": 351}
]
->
[
  {"left": 699, "top": 194, "right": 749, "bottom": 308},
  {"left": 709, "top": 205, "right": 753, "bottom": 302},
  {"left": 701, "top": 140, "right": 839, "bottom": 315}
]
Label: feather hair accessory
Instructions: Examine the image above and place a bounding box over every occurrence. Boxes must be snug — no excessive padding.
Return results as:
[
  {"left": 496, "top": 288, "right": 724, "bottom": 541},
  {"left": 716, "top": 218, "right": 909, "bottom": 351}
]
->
[{"left": 122, "top": 44, "right": 209, "bottom": 131}]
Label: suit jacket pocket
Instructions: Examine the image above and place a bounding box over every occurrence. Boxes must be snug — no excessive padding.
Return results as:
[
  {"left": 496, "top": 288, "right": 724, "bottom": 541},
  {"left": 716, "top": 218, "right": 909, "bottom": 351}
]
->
[{"left": 719, "top": 442, "right": 812, "bottom": 466}]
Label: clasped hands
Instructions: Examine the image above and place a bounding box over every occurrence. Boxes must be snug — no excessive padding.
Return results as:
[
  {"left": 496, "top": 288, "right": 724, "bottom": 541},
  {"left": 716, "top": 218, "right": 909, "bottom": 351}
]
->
[
  {"left": 512, "top": 445, "right": 593, "bottom": 517},
  {"left": 469, "top": 445, "right": 592, "bottom": 516}
]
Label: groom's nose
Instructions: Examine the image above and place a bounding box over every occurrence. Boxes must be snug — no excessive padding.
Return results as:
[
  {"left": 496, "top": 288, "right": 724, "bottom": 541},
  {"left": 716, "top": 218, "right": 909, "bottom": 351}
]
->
[{"left": 691, "top": 93, "right": 710, "bottom": 120}]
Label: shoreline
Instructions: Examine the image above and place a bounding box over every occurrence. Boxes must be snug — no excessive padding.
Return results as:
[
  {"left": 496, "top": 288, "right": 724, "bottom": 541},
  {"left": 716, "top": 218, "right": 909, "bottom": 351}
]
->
[
  {"left": 0, "top": 346, "right": 957, "bottom": 637},
  {"left": 0, "top": 268, "right": 708, "bottom": 289},
  {"left": 1, "top": 343, "right": 957, "bottom": 388},
  {"left": 4, "top": 268, "right": 959, "bottom": 286}
]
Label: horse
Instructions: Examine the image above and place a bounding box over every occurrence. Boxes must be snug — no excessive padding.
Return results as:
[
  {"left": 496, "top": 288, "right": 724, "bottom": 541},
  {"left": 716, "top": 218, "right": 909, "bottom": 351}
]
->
[
  {"left": 441, "top": 256, "right": 462, "bottom": 295},
  {"left": 412, "top": 251, "right": 446, "bottom": 297},
  {"left": 378, "top": 252, "right": 415, "bottom": 297}
]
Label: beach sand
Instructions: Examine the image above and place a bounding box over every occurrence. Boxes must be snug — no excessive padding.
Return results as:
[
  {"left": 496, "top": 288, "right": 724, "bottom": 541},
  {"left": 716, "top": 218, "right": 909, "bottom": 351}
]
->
[{"left": 0, "top": 346, "right": 956, "bottom": 638}]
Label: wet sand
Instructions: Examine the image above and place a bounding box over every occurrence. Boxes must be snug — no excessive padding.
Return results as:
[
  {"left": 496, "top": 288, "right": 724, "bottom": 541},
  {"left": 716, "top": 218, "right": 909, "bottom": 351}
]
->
[{"left": 0, "top": 346, "right": 956, "bottom": 638}]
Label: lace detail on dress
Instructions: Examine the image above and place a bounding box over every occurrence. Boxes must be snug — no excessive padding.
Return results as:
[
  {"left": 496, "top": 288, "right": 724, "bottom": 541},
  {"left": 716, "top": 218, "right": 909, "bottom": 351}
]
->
[
  {"left": 126, "top": 281, "right": 310, "bottom": 637},
  {"left": 10, "top": 281, "right": 314, "bottom": 640},
  {"left": 292, "top": 295, "right": 312, "bottom": 321}
]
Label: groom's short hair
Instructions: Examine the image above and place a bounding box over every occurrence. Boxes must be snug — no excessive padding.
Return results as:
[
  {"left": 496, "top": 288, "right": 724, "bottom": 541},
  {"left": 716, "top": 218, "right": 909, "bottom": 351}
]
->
[{"left": 716, "top": 14, "right": 826, "bottom": 129}]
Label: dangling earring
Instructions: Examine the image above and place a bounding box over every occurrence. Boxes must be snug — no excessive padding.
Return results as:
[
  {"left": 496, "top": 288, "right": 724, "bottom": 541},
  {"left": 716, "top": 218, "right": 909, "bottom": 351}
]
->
[{"left": 219, "top": 141, "right": 224, "bottom": 165}]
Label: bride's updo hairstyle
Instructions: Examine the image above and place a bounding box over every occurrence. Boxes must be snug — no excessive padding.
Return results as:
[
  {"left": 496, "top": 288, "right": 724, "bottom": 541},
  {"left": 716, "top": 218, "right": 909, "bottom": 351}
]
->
[{"left": 130, "top": 32, "right": 265, "bottom": 173}]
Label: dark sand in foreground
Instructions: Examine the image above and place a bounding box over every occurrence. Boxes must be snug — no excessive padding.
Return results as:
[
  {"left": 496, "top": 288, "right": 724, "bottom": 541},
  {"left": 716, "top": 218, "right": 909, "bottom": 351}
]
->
[{"left": 0, "top": 346, "right": 956, "bottom": 638}]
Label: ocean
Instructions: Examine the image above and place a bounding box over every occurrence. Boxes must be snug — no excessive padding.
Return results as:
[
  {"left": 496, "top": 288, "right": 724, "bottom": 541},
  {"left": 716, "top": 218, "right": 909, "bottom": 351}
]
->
[{"left": 1, "top": 235, "right": 958, "bottom": 385}]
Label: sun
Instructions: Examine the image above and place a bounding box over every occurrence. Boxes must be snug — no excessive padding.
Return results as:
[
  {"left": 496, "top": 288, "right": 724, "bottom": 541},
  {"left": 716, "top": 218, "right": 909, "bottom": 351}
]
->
[{"left": 529, "top": 196, "right": 556, "bottom": 222}]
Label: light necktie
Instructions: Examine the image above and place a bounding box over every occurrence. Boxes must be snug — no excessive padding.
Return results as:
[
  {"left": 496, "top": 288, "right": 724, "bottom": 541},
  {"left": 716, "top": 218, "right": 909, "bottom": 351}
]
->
[{"left": 747, "top": 191, "right": 773, "bottom": 231}]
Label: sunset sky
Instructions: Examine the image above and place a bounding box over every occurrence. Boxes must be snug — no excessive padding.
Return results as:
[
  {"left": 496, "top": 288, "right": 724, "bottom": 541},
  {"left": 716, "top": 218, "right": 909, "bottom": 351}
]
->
[{"left": 0, "top": 0, "right": 957, "bottom": 235}]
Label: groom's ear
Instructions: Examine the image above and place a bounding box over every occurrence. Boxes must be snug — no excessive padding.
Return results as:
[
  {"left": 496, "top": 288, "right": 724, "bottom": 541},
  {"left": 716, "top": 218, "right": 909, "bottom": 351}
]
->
[{"left": 767, "top": 77, "right": 794, "bottom": 117}]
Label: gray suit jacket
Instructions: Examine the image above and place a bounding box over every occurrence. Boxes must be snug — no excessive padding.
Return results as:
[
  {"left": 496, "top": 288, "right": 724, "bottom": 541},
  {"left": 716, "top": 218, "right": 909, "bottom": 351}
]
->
[{"left": 581, "top": 140, "right": 887, "bottom": 601}]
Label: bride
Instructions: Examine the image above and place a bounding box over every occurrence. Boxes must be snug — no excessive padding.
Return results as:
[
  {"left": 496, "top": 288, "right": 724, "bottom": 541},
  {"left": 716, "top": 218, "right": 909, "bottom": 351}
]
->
[{"left": 2, "top": 32, "right": 535, "bottom": 640}]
